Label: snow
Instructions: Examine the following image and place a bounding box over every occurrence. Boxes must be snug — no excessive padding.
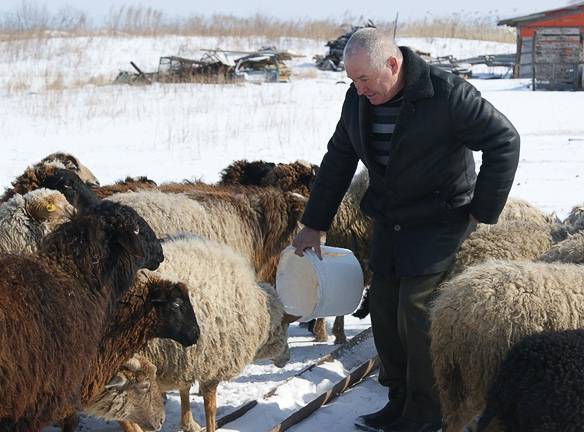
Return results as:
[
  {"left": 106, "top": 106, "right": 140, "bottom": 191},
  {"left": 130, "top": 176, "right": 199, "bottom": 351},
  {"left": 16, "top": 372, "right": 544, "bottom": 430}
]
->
[{"left": 0, "top": 33, "right": 582, "bottom": 431}]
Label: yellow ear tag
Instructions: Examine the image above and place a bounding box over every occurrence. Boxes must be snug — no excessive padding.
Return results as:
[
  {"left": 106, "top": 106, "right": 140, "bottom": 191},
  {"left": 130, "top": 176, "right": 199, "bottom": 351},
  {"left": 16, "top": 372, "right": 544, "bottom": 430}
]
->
[{"left": 46, "top": 203, "right": 57, "bottom": 213}]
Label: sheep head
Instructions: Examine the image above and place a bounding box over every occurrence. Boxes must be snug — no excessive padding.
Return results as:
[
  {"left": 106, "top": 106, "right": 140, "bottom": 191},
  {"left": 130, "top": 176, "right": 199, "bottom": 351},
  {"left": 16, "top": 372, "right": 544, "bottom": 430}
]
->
[
  {"left": 145, "top": 274, "right": 200, "bottom": 347},
  {"left": 89, "top": 355, "right": 165, "bottom": 431},
  {"left": 23, "top": 188, "right": 75, "bottom": 233},
  {"left": 40, "top": 152, "right": 100, "bottom": 187},
  {"left": 219, "top": 159, "right": 276, "bottom": 186},
  {"left": 254, "top": 283, "right": 290, "bottom": 368}
]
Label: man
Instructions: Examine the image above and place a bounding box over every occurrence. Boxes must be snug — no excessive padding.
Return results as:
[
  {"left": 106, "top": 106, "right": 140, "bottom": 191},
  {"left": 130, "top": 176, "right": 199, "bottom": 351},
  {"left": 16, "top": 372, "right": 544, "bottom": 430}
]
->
[{"left": 292, "top": 29, "right": 519, "bottom": 432}]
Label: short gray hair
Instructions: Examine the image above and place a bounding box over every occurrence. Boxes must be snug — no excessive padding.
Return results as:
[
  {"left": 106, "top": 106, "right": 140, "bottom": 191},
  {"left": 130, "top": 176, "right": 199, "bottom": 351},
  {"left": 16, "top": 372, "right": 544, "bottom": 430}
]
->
[{"left": 343, "top": 28, "right": 401, "bottom": 70}]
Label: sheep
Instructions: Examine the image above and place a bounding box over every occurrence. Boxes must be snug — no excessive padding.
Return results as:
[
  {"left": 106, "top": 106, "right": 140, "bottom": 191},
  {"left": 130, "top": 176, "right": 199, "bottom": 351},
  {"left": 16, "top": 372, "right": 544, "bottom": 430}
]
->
[
  {"left": 0, "top": 188, "right": 74, "bottom": 254},
  {"left": 430, "top": 260, "right": 584, "bottom": 432},
  {"left": 446, "top": 219, "right": 554, "bottom": 277},
  {"left": 1, "top": 153, "right": 99, "bottom": 203},
  {"left": 133, "top": 236, "right": 291, "bottom": 432},
  {"left": 1, "top": 164, "right": 99, "bottom": 209},
  {"left": 38, "top": 151, "right": 100, "bottom": 186},
  {"left": 220, "top": 161, "right": 372, "bottom": 344},
  {"left": 107, "top": 187, "right": 306, "bottom": 283},
  {"left": 83, "top": 355, "right": 166, "bottom": 432},
  {"left": 563, "top": 203, "right": 584, "bottom": 234},
  {"left": 469, "top": 329, "right": 584, "bottom": 432},
  {"left": 0, "top": 200, "right": 164, "bottom": 431},
  {"left": 59, "top": 272, "right": 200, "bottom": 432},
  {"left": 93, "top": 176, "right": 159, "bottom": 199},
  {"left": 539, "top": 230, "right": 584, "bottom": 264},
  {"left": 218, "top": 159, "right": 276, "bottom": 187},
  {"left": 219, "top": 159, "right": 319, "bottom": 196}
]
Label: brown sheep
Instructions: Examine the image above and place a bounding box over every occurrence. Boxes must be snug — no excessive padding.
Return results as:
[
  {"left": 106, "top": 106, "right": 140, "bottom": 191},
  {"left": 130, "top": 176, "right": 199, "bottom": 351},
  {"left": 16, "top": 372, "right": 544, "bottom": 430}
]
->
[
  {"left": 93, "top": 176, "right": 159, "bottom": 199},
  {"left": 1, "top": 153, "right": 99, "bottom": 203},
  {"left": 60, "top": 272, "right": 200, "bottom": 432},
  {"left": 219, "top": 159, "right": 318, "bottom": 197},
  {"left": 0, "top": 200, "right": 163, "bottom": 431}
]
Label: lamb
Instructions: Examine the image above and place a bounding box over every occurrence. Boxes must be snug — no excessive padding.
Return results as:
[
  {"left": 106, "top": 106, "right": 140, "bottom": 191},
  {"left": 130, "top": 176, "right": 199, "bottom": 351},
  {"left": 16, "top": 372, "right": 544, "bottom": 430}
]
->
[
  {"left": 83, "top": 355, "right": 166, "bottom": 432},
  {"left": 0, "top": 188, "right": 74, "bottom": 254},
  {"left": 0, "top": 200, "right": 164, "bottom": 431},
  {"left": 539, "top": 230, "right": 584, "bottom": 264},
  {"left": 133, "top": 236, "right": 291, "bottom": 432},
  {"left": 430, "top": 260, "right": 584, "bottom": 432},
  {"left": 469, "top": 329, "right": 584, "bottom": 432},
  {"left": 1, "top": 153, "right": 99, "bottom": 202}
]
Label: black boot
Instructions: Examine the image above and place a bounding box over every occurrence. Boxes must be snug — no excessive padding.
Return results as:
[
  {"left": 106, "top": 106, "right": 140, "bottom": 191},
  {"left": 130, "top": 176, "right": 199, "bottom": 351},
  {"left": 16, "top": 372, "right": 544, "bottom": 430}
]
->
[{"left": 354, "top": 392, "right": 405, "bottom": 432}]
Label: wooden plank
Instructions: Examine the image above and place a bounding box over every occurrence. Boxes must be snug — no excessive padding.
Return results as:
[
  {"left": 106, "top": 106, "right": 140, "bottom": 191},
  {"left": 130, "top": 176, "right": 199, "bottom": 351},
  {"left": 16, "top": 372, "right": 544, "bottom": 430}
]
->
[
  {"left": 266, "top": 357, "right": 380, "bottom": 432},
  {"left": 535, "top": 27, "right": 580, "bottom": 36}
]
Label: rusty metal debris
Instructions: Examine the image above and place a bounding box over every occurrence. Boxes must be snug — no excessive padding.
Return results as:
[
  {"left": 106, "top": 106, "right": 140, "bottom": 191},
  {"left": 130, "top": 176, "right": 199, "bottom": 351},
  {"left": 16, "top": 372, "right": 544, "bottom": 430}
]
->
[{"left": 114, "top": 47, "right": 298, "bottom": 85}]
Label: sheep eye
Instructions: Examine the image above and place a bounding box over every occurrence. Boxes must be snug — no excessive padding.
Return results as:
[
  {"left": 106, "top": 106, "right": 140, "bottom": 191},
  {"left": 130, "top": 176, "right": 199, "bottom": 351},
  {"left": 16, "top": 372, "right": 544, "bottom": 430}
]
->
[
  {"left": 171, "top": 299, "right": 183, "bottom": 309},
  {"left": 46, "top": 203, "right": 56, "bottom": 213},
  {"left": 133, "top": 227, "right": 140, "bottom": 235}
]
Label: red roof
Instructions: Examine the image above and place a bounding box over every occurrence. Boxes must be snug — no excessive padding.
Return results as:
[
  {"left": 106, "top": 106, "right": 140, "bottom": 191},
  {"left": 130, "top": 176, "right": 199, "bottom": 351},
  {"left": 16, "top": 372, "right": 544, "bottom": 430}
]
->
[{"left": 498, "top": 2, "right": 584, "bottom": 26}]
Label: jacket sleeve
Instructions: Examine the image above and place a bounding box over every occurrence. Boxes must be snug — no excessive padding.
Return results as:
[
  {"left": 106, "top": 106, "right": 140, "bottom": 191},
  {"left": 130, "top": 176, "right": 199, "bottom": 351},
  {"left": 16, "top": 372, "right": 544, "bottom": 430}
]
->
[
  {"left": 300, "top": 93, "right": 359, "bottom": 231},
  {"left": 449, "top": 81, "right": 520, "bottom": 224}
]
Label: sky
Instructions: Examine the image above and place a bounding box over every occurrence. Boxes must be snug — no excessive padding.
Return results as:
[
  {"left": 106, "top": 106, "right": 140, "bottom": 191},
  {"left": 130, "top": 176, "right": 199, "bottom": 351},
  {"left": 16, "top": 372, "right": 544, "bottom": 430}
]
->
[{"left": 0, "top": 0, "right": 576, "bottom": 22}]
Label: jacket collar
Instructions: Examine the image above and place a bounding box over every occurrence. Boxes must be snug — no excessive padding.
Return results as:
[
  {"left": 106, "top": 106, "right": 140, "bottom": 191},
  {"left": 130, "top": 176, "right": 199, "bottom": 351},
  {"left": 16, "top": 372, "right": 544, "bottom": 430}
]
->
[{"left": 399, "top": 46, "right": 434, "bottom": 102}]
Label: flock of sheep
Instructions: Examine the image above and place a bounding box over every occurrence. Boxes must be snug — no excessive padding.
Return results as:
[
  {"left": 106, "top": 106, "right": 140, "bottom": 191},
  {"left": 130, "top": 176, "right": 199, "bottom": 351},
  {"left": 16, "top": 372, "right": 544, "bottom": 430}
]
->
[{"left": 0, "top": 151, "right": 583, "bottom": 432}]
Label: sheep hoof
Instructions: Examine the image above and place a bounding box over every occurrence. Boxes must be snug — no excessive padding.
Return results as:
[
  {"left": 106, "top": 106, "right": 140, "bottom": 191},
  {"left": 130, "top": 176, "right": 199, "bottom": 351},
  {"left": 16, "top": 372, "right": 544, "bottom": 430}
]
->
[{"left": 182, "top": 423, "right": 202, "bottom": 432}]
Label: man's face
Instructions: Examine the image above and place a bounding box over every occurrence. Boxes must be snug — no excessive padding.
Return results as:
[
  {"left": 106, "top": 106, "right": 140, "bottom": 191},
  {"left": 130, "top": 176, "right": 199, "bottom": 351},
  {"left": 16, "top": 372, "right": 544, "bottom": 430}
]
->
[{"left": 345, "top": 51, "right": 400, "bottom": 105}]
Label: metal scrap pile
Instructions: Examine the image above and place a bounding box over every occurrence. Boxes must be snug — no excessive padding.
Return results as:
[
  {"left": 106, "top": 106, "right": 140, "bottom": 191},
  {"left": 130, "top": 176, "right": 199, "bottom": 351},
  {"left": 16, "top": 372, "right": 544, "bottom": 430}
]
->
[
  {"left": 314, "top": 21, "right": 376, "bottom": 71},
  {"left": 114, "top": 48, "right": 296, "bottom": 85}
]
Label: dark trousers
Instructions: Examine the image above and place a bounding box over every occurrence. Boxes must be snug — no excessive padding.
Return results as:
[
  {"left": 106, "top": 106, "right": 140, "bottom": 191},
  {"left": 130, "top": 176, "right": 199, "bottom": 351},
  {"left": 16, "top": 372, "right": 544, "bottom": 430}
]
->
[{"left": 369, "top": 270, "right": 444, "bottom": 424}]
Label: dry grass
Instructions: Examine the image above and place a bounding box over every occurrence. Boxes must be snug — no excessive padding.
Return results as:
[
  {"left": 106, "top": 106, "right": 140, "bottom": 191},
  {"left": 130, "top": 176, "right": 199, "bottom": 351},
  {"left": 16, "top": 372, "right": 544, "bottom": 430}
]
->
[{"left": 0, "top": 3, "right": 515, "bottom": 42}]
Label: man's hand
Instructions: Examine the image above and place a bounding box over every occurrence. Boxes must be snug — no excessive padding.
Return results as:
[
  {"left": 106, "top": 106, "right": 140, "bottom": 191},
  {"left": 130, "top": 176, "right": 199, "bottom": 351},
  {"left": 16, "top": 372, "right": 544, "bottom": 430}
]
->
[{"left": 292, "top": 226, "right": 323, "bottom": 260}]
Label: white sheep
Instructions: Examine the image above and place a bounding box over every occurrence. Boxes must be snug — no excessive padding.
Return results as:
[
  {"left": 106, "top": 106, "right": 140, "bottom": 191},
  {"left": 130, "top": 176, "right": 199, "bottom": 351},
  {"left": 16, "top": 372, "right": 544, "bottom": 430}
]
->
[
  {"left": 539, "top": 230, "right": 584, "bottom": 264},
  {"left": 134, "top": 236, "right": 291, "bottom": 432},
  {"left": 563, "top": 203, "right": 584, "bottom": 234},
  {"left": 430, "top": 259, "right": 584, "bottom": 432},
  {"left": 0, "top": 188, "right": 74, "bottom": 254}
]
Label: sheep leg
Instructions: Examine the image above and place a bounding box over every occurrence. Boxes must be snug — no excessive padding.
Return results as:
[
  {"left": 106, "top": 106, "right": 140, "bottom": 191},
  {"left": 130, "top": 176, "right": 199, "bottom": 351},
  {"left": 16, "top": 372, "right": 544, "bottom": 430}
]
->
[
  {"left": 202, "top": 383, "right": 218, "bottom": 432},
  {"left": 332, "top": 315, "right": 347, "bottom": 344},
  {"left": 180, "top": 386, "right": 201, "bottom": 432},
  {"left": 312, "top": 318, "right": 328, "bottom": 342},
  {"left": 60, "top": 413, "right": 79, "bottom": 432},
  {"left": 118, "top": 421, "right": 144, "bottom": 432}
]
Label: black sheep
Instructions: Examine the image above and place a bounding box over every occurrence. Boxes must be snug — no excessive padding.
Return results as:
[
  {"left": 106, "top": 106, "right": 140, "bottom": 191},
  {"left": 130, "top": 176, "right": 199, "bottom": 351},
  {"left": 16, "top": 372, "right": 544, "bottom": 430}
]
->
[{"left": 472, "top": 329, "right": 584, "bottom": 432}]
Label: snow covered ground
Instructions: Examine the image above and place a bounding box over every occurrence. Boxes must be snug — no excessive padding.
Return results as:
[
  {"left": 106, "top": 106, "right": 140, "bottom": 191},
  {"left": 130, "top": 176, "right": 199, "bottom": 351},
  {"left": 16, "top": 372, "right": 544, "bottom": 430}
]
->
[{"left": 1, "top": 33, "right": 582, "bottom": 431}]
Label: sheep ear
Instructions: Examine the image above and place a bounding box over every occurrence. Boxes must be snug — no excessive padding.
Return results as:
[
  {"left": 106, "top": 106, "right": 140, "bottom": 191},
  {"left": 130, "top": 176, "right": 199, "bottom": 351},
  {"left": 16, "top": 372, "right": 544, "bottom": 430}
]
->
[{"left": 105, "top": 374, "right": 128, "bottom": 390}]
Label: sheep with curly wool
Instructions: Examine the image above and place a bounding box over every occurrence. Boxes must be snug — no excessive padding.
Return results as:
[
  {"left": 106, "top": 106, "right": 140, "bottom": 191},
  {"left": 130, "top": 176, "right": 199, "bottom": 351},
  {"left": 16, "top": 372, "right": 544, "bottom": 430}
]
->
[
  {"left": 0, "top": 200, "right": 163, "bottom": 431},
  {"left": 539, "top": 230, "right": 584, "bottom": 264},
  {"left": 468, "top": 329, "right": 584, "bottom": 432},
  {"left": 134, "top": 236, "right": 291, "bottom": 432},
  {"left": 0, "top": 188, "right": 74, "bottom": 254},
  {"left": 563, "top": 203, "right": 584, "bottom": 234},
  {"left": 430, "top": 260, "right": 584, "bottom": 432}
]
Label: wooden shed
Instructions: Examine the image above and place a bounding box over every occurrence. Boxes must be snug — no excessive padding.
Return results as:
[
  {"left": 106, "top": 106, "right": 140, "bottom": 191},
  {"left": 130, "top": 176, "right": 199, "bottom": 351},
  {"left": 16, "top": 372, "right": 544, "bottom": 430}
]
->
[{"left": 498, "top": 2, "right": 584, "bottom": 89}]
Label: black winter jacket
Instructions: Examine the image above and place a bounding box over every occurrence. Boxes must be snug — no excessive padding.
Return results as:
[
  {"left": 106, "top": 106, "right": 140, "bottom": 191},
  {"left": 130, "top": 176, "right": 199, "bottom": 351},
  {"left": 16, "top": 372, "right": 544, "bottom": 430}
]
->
[{"left": 301, "top": 47, "right": 520, "bottom": 276}]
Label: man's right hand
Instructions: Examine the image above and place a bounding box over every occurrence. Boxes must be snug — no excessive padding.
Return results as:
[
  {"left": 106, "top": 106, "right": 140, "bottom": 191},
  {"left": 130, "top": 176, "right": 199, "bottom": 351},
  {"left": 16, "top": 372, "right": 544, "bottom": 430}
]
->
[{"left": 292, "top": 226, "right": 323, "bottom": 260}]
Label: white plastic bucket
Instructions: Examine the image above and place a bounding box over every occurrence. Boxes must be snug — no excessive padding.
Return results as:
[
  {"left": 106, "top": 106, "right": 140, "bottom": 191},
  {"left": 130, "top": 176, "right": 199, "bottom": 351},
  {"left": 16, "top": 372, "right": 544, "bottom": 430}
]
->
[{"left": 276, "top": 245, "right": 365, "bottom": 322}]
